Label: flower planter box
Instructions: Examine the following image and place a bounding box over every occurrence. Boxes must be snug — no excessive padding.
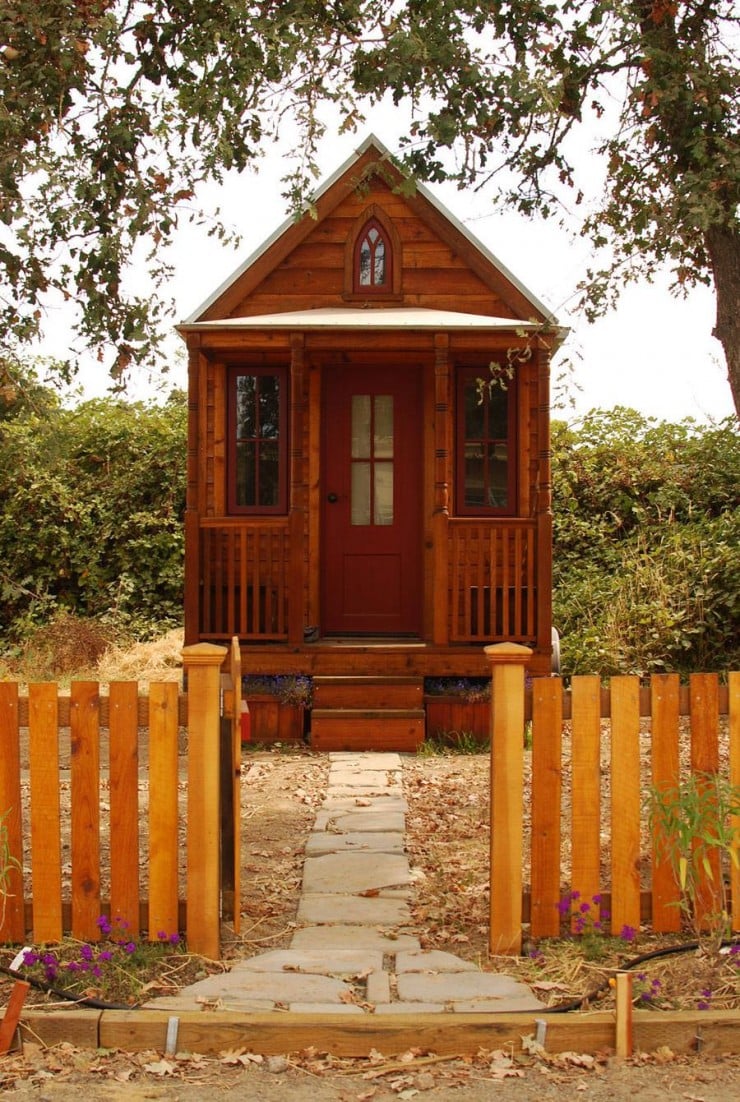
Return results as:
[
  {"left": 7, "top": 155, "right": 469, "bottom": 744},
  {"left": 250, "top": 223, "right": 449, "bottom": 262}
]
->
[
  {"left": 242, "top": 695, "right": 305, "bottom": 745},
  {"left": 424, "top": 696, "right": 491, "bottom": 745}
]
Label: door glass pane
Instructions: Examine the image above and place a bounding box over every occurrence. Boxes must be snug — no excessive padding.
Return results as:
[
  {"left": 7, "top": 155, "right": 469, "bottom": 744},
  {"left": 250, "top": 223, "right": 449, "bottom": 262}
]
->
[
  {"left": 351, "top": 395, "right": 371, "bottom": 458},
  {"left": 374, "top": 396, "right": 393, "bottom": 457},
  {"left": 374, "top": 462, "right": 394, "bottom": 525},
  {"left": 259, "top": 374, "right": 281, "bottom": 438},
  {"left": 351, "top": 462, "right": 371, "bottom": 525},
  {"left": 487, "top": 387, "right": 508, "bottom": 438}
]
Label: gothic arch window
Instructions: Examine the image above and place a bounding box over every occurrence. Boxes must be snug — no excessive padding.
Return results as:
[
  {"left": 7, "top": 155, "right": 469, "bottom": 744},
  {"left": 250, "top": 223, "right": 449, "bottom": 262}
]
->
[
  {"left": 354, "top": 218, "right": 391, "bottom": 292},
  {"left": 344, "top": 205, "right": 402, "bottom": 300}
]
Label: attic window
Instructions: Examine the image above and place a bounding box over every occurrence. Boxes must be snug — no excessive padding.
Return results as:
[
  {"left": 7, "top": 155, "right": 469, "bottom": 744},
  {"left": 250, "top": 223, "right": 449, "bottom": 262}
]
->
[{"left": 354, "top": 219, "right": 391, "bottom": 293}]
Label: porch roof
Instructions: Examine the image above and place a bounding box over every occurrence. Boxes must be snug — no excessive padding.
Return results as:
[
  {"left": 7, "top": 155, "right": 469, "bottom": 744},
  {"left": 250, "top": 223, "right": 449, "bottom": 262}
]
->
[{"left": 179, "top": 306, "right": 566, "bottom": 335}]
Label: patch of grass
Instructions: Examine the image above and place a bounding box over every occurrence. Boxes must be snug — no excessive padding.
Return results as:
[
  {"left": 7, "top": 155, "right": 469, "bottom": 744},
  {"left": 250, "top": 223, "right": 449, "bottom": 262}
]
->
[{"left": 419, "top": 729, "right": 488, "bottom": 756}]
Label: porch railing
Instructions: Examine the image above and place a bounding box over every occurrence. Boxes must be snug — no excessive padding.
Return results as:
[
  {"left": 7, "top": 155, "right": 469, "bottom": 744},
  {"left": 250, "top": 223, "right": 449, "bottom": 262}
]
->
[
  {"left": 449, "top": 519, "right": 537, "bottom": 643},
  {"left": 199, "top": 519, "right": 290, "bottom": 641}
]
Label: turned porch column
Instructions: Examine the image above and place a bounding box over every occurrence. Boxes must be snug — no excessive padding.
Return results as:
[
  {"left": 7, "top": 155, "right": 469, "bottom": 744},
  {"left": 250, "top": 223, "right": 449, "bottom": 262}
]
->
[{"left": 432, "top": 334, "right": 451, "bottom": 645}]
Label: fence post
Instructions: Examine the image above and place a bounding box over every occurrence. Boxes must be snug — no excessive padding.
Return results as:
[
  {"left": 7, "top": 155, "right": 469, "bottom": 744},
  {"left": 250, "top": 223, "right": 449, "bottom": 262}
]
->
[
  {"left": 485, "top": 642, "right": 532, "bottom": 956},
  {"left": 182, "top": 643, "right": 227, "bottom": 959}
]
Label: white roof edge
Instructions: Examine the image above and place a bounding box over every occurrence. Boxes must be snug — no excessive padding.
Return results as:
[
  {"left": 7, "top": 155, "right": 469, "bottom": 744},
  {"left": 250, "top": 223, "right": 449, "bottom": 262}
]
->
[
  {"left": 178, "top": 305, "right": 568, "bottom": 335},
  {"left": 183, "top": 133, "right": 559, "bottom": 326}
]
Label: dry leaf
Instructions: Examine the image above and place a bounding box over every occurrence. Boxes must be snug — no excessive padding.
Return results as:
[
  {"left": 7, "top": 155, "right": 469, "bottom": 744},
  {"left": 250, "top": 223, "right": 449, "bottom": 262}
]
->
[{"left": 142, "top": 1058, "right": 176, "bottom": 1076}]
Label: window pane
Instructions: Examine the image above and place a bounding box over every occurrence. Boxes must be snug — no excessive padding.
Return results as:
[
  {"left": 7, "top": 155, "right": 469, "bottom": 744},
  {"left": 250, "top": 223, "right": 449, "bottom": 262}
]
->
[
  {"left": 259, "top": 441, "right": 280, "bottom": 507},
  {"left": 236, "top": 375, "right": 256, "bottom": 438},
  {"left": 487, "top": 443, "right": 509, "bottom": 508},
  {"left": 351, "top": 462, "right": 371, "bottom": 525},
  {"left": 359, "top": 239, "right": 371, "bottom": 286},
  {"left": 351, "top": 395, "right": 371, "bottom": 458},
  {"left": 374, "top": 396, "right": 393, "bottom": 458},
  {"left": 487, "top": 387, "right": 508, "bottom": 437},
  {"left": 235, "top": 441, "right": 256, "bottom": 506},
  {"left": 373, "top": 239, "right": 386, "bottom": 285},
  {"left": 259, "top": 375, "right": 281, "bottom": 438},
  {"left": 464, "top": 380, "right": 485, "bottom": 438},
  {"left": 374, "top": 461, "right": 394, "bottom": 525},
  {"left": 463, "top": 442, "right": 485, "bottom": 507}
]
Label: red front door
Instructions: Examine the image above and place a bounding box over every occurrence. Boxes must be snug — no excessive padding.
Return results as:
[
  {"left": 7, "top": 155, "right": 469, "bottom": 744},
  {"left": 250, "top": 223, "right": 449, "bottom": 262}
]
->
[{"left": 322, "top": 365, "right": 422, "bottom": 634}]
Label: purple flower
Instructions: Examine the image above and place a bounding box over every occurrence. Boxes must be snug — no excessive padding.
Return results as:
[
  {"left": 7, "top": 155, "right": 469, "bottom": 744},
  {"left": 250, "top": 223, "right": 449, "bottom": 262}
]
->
[
  {"left": 123, "top": 941, "right": 137, "bottom": 954},
  {"left": 169, "top": 933, "right": 180, "bottom": 945},
  {"left": 579, "top": 902, "right": 590, "bottom": 914},
  {"left": 22, "top": 950, "right": 39, "bottom": 967},
  {"left": 157, "top": 930, "right": 168, "bottom": 941},
  {"left": 80, "top": 943, "right": 94, "bottom": 961},
  {"left": 620, "top": 924, "right": 638, "bottom": 943},
  {"left": 557, "top": 898, "right": 572, "bottom": 916},
  {"left": 592, "top": 894, "right": 602, "bottom": 905},
  {"left": 98, "top": 950, "right": 113, "bottom": 962}
]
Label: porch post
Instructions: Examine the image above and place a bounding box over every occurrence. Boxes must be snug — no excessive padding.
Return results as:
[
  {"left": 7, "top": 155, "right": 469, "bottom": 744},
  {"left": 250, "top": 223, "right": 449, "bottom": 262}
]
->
[
  {"left": 184, "top": 339, "right": 202, "bottom": 645},
  {"left": 485, "top": 642, "right": 532, "bottom": 955},
  {"left": 288, "top": 334, "right": 306, "bottom": 645},
  {"left": 182, "top": 642, "right": 227, "bottom": 959},
  {"left": 432, "top": 334, "right": 451, "bottom": 645},
  {"left": 535, "top": 347, "right": 553, "bottom": 662}
]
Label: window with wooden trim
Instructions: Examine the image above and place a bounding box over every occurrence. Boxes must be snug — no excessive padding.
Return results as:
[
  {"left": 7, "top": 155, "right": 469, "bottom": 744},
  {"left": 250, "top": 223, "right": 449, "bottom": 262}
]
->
[
  {"left": 353, "top": 217, "right": 392, "bottom": 293},
  {"left": 456, "top": 367, "right": 516, "bottom": 514},
  {"left": 228, "top": 366, "right": 288, "bottom": 513}
]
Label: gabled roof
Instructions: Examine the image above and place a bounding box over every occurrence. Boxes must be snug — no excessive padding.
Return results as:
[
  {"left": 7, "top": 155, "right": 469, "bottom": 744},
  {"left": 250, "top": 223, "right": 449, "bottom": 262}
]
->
[{"left": 182, "top": 134, "right": 560, "bottom": 327}]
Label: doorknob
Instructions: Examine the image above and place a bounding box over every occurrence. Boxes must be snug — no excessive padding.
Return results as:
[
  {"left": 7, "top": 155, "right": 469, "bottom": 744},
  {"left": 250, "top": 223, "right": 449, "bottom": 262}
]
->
[{"left": 327, "top": 492, "right": 338, "bottom": 503}]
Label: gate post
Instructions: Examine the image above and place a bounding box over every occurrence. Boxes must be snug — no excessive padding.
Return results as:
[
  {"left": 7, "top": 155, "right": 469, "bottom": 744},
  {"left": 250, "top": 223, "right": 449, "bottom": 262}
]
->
[
  {"left": 485, "top": 642, "right": 532, "bottom": 955},
  {"left": 182, "top": 643, "right": 227, "bottom": 959}
]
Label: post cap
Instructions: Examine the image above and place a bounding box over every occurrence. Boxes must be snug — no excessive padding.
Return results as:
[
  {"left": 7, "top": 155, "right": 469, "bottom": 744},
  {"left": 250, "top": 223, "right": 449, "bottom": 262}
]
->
[{"left": 483, "top": 642, "right": 533, "bottom": 665}]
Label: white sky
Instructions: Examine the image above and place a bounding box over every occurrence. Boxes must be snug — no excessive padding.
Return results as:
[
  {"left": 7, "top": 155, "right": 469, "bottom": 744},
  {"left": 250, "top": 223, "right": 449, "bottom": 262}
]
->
[{"left": 48, "top": 127, "right": 734, "bottom": 425}]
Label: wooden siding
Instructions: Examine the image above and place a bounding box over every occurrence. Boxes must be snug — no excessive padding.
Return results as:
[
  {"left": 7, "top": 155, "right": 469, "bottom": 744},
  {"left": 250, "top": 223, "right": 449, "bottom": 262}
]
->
[{"left": 229, "top": 179, "right": 514, "bottom": 320}]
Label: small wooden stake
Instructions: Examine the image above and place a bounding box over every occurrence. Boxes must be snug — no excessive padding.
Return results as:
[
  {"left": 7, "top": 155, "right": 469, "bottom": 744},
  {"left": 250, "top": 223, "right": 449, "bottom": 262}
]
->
[
  {"left": 0, "top": 980, "right": 30, "bottom": 1054},
  {"left": 615, "top": 972, "right": 633, "bottom": 1058}
]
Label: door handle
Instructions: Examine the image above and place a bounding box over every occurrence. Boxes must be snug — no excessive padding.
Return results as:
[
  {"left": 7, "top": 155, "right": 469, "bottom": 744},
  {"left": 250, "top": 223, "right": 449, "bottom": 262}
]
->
[{"left": 327, "top": 492, "right": 338, "bottom": 503}]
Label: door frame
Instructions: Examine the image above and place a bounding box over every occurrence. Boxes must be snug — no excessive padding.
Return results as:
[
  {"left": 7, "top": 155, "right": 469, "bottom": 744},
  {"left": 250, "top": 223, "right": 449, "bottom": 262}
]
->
[{"left": 320, "top": 361, "right": 423, "bottom": 636}]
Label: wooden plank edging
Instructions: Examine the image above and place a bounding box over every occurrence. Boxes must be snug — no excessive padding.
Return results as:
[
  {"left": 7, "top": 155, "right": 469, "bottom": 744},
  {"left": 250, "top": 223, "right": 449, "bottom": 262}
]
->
[{"left": 18, "top": 1008, "right": 740, "bottom": 1058}]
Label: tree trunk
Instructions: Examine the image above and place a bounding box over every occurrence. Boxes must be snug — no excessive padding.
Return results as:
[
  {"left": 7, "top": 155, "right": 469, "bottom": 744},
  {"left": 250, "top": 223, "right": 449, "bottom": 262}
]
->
[{"left": 705, "top": 224, "right": 740, "bottom": 419}]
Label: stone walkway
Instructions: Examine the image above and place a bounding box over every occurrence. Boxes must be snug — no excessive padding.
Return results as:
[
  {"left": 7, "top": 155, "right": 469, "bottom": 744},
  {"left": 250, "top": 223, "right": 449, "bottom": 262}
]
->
[{"left": 148, "top": 752, "right": 542, "bottom": 1015}]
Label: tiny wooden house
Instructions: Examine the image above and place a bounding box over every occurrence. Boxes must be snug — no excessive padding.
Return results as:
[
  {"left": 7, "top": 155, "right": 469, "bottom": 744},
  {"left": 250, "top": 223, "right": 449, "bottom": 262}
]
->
[{"left": 179, "top": 136, "right": 565, "bottom": 745}]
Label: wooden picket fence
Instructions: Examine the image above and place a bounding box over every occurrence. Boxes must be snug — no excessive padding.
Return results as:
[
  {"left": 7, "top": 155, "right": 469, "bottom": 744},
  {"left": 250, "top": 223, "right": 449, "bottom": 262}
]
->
[
  {"left": 0, "top": 642, "right": 239, "bottom": 958},
  {"left": 487, "top": 644, "right": 740, "bottom": 953}
]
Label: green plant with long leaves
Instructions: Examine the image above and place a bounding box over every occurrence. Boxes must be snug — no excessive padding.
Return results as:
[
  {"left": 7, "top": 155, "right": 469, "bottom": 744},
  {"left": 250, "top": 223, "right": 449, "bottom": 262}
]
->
[
  {"left": 0, "top": 809, "right": 21, "bottom": 928},
  {"left": 649, "top": 772, "right": 740, "bottom": 946}
]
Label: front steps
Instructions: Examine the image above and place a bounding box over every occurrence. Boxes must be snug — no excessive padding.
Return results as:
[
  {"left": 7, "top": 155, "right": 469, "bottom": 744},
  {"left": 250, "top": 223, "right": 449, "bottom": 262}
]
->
[{"left": 310, "top": 676, "right": 425, "bottom": 752}]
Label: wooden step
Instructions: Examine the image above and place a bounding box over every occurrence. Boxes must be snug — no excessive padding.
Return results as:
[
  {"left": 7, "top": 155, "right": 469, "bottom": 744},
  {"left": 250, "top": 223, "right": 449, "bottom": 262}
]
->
[
  {"left": 313, "top": 676, "right": 423, "bottom": 710},
  {"left": 310, "top": 709, "right": 425, "bottom": 753}
]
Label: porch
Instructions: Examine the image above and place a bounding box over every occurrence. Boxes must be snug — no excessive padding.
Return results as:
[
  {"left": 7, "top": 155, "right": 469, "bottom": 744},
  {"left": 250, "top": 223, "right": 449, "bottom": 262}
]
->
[{"left": 189, "top": 515, "right": 552, "bottom": 678}]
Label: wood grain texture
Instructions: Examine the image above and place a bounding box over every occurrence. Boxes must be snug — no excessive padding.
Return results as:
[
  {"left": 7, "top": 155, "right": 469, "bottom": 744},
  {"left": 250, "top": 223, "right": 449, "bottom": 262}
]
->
[{"left": 28, "top": 683, "right": 63, "bottom": 942}]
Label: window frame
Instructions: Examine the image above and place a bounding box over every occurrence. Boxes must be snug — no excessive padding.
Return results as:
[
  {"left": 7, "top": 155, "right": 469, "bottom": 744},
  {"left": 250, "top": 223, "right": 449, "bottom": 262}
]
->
[
  {"left": 455, "top": 365, "right": 517, "bottom": 516},
  {"left": 227, "top": 364, "right": 289, "bottom": 515}
]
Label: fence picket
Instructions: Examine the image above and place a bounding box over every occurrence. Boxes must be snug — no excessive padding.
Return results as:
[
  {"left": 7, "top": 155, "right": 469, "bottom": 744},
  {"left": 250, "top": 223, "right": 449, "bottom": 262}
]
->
[
  {"left": 0, "top": 682, "right": 24, "bottom": 942},
  {"left": 730, "top": 672, "right": 740, "bottom": 933},
  {"left": 109, "top": 681, "right": 140, "bottom": 936},
  {"left": 70, "top": 681, "right": 102, "bottom": 941},
  {"left": 610, "top": 676, "right": 641, "bottom": 934},
  {"left": 690, "top": 673, "right": 721, "bottom": 929},
  {"left": 28, "top": 684, "right": 62, "bottom": 942},
  {"left": 148, "top": 681, "right": 180, "bottom": 940},
  {"left": 570, "top": 675, "right": 602, "bottom": 922},
  {"left": 650, "top": 674, "right": 682, "bottom": 932},
  {"left": 530, "top": 677, "right": 562, "bottom": 937}
]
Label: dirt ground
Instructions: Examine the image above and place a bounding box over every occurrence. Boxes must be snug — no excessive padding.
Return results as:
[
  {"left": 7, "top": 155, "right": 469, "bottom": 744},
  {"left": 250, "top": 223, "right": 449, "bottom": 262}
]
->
[{"left": 2, "top": 747, "right": 740, "bottom": 1099}]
